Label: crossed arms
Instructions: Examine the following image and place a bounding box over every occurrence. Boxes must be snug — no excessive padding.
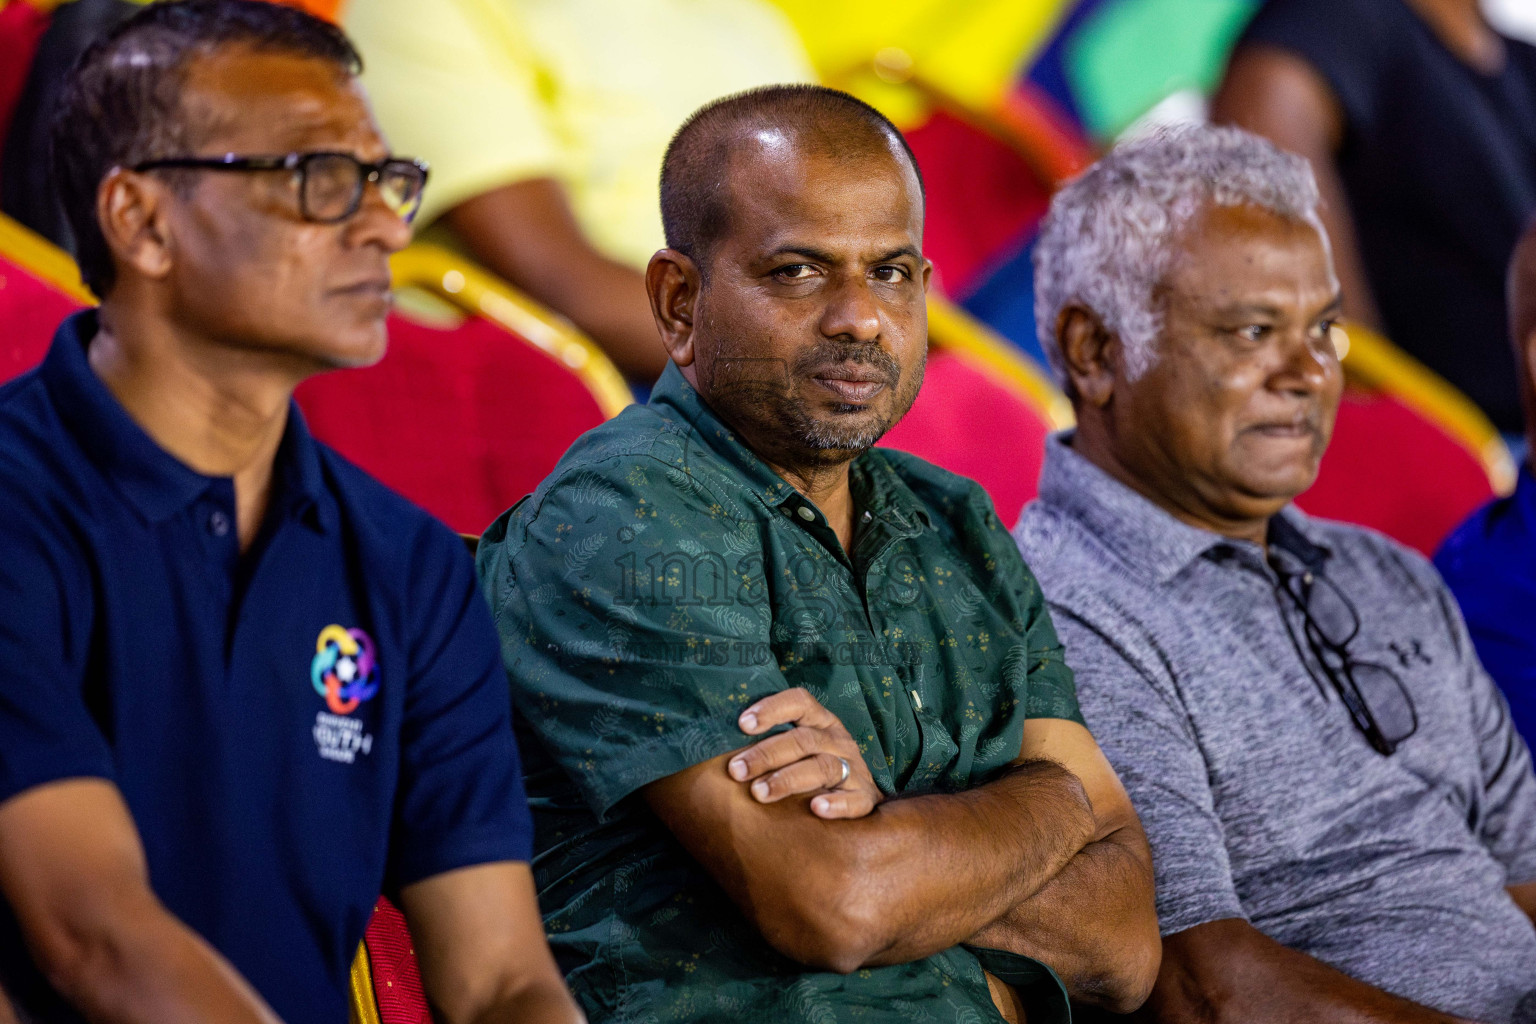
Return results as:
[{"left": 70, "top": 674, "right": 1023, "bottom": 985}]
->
[{"left": 641, "top": 687, "right": 1161, "bottom": 1013}]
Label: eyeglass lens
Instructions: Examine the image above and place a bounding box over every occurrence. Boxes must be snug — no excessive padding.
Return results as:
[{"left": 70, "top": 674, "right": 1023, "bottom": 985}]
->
[
  {"left": 1345, "top": 661, "right": 1418, "bottom": 744},
  {"left": 1288, "top": 570, "right": 1418, "bottom": 749},
  {"left": 1290, "top": 571, "right": 1359, "bottom": 648},
  {"left": 299, "top": 154, "right": 424, "bottom": 223}
]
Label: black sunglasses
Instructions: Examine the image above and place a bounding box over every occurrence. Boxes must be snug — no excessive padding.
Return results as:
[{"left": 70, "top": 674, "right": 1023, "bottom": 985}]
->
[
  {"left": 132, "top": 151, "right": 429, "bottom": 224},
  {"left": 1274, "top": 567, "right": 1418, "bottom": 756}
]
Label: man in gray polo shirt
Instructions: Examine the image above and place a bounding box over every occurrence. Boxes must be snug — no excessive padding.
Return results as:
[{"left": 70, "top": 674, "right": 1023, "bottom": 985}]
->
[{"left": 1015, "top": 124, "right": 1536, "bottom": 1024}]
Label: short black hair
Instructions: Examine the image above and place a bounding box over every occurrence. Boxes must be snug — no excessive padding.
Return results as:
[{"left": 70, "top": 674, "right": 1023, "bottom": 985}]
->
[
  {"left": 52, "top": 0, "right": 362, "bottom": 296},
  {"left": 659, "top": 84, "right": 925, "bottom": 269}
]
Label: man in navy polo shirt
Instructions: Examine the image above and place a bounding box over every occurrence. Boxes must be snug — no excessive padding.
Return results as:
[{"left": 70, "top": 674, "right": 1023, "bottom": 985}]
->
[{"left": 0, "top": 3, "right": 582, "bottom": 1023}]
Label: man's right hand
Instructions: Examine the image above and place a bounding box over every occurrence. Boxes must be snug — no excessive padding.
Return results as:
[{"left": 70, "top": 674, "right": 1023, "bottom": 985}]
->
[{"left": 726, "top": 687, "right": 884, "bottom": 819}]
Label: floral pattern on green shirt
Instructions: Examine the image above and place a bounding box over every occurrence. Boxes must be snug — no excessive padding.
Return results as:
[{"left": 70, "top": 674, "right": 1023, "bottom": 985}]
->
[{"left": 477, "top": 363, "right": 1082, "bottom": 1023}]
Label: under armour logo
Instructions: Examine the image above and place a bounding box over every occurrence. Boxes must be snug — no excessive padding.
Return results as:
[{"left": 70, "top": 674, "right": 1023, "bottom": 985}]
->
[{"left": 1389, "top": 640, "right": 1433, "bottom": 668}]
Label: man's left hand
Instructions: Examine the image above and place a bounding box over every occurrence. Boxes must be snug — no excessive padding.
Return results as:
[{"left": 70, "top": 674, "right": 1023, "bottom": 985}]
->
[{"left": 727, "top": 688, "right": 883, "bottom": 819}]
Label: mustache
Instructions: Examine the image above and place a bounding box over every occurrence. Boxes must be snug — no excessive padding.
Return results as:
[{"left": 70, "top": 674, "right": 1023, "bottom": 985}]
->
[{"left": 791, "top": 343, "right": 901, "bottom": 386}]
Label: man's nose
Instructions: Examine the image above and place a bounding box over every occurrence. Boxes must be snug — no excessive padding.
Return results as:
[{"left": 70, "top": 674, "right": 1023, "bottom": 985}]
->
[
  {"left": 818, "top": 277, "right": 882, "bottom": 343},
  {"left": 344, "top": 182, "right": 414, "bottom": 254},
  {"left": 1272, "top": 328, "right": 1336, "bottom": 394}
]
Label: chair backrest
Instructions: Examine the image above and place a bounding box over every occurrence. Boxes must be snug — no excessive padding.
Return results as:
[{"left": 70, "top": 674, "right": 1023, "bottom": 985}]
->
[
  {"left": 1297, "top": 390, "right": 1499, "bottom": 556},
  {"left": 348, "top": 897, "right": 429, "bottom": 1024},
  {"left": 0, "top": 211, "right": 92, "bottom": 383},
  {"left": 874, "top": 70, "right": 1093, "bottom": 301},
  {"left": 879, "top": 297, "right": 1070, "bottom": 527},
  {"left": 0, "top": 0, "right": 53, "bottom": 153},
  {"left": 1294, "top": 323, "right": 1513, "bottom": 556},
  {"left": 295, "top": 244, "right": 631, "bottom": 536}
]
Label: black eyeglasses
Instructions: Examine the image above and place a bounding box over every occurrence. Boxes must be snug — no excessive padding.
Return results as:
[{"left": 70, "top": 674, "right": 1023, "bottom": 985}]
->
[
  {"left": 1274, "top": 567, "right": 1418, "bottom": 755},
  {"left": 131, "top": 151, "right": 429, "bottom": 224}
]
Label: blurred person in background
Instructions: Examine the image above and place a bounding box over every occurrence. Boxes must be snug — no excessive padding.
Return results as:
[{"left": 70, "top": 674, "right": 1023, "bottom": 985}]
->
[
  {"left": 1214, "top": 0, "right": 1536, "bottom": 436},
  {"left": 343, "top": 0, "right": 815, "bottom": 384},
  {"left": 1017, "top": 124, "right": 1536, "bottom": 1024},
  {"left": 1437, "top": 218, "right": 1536, "bottom": 748},
  {"left": 0, "top": 3, "right": 580, "bottom": 1022},
  {"left": 1, "top": 0, "right": 138, "bottom": 246}
]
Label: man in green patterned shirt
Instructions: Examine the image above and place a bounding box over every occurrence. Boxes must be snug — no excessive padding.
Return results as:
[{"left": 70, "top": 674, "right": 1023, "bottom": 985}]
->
[{"left": 477, "top": 85, "right": 1158, "bottom": 1024}]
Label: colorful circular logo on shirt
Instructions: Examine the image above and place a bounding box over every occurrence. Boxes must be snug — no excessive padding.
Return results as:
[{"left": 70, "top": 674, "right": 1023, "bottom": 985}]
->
[{"left": 311, "top": 625, "right": 379, "bottom": 715}]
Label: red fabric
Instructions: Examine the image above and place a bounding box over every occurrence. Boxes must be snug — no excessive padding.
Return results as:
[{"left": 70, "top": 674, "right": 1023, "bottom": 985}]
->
[
  {"left": 879, "top": 349, "right": 1049, "bottom": 526},
  {"left": 903, "top": 85, "right": 1093, "bottom": 298},
  {"left": 295, "top": 311, "right": 610, "bottom": 535},
  {"left": 0, "top": 1, "right": 50, "bottom": 159},
  {"left": 0, "top": 250, "right": 84, "bottom": 384},
  {"left": 1296, "top": 389, "right": 1495, "bottom": 556},
  {"left": 363, "top": 898, "right": 430, "bottom": 1024},
  {"left": 904, "top": 110, "right": 1051, "bottom": 297}
]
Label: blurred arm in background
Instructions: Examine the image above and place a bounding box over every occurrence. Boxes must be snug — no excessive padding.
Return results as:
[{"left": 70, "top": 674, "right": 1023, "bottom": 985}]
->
[
  {"left": 344, "top": 0, "right": 817, "bottom": 387},
  {"left": 443, "top": 178, "right": 664, "bottom": 381}
]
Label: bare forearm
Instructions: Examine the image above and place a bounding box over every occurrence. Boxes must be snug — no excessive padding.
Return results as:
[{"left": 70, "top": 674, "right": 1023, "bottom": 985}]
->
[
  {"left": 1506, "top": 881, "right": 1536, "bottom": 927},
  {"left": 465, "top": 980, "right": 585, "bottom": 1024},
  {"left": 747, "top": 759, "right": 1096, "bottom": 970},
  {"left": 1149, "top": 920, "right": 1480, "bottom": 1024},
  {"left": 49, "top": 908, "right": 280, "bottom": 1024},
  {"left": 444, "top": 183, "right": 667, "bottom": 381},
  {"left": 969, "top": 821, "right": 1158, "bottom": 1012}
]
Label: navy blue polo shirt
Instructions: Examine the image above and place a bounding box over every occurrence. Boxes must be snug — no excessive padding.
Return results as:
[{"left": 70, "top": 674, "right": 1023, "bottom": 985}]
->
[{"left": 0, "top": 311, "right": 533, "bottom": 1023}]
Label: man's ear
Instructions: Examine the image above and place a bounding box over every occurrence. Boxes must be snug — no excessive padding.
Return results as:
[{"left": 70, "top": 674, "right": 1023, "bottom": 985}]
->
[
  {"left": 97, "top": 168, "right": 174, "bottom": 284},
  {"left": 646, "top": 249, "right": 701, "bottom": 367},
  {"left": 1058, "top": 305, "right": 1119, "bottom": 409}
]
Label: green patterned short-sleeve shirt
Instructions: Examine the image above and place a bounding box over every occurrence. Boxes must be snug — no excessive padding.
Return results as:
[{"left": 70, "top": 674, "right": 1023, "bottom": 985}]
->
[{"left": 477, "top": 364, "right": 1083, "bottom": 1023}]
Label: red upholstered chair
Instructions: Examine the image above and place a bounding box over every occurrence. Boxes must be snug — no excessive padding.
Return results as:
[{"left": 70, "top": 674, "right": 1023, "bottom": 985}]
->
[
  {"left": 348, "top": 898, "right": 429, "bottom": 1024},
  {"left": 0, "top": 0, "right": 52, "bottom": 154},
  {"left": 0, "top": 212, "right": 92, "bottom": 382},
  {"left": 295, "top": 244, "right": 632, "bottom": 537},
  {"left": 880, "top": 298, "right": 1071, "bottom": 527},
  {"left": 321, "top": 250, "right": 628, "bottom": 1024},
  {"left": 880, "top": 70, "right": 1094, "bottom": 298},
  {"left": 1295, "top": 324, "right": 1513, "bottom": 556}
]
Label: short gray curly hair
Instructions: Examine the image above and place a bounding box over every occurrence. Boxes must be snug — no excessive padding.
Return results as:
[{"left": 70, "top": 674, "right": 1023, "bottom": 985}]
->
[{"left": 1033, "top": 124, "right": 1322, "bottom": 384}]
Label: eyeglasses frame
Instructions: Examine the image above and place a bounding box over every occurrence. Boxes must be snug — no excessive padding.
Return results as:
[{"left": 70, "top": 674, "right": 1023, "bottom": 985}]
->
[
  {"left": 130, "top": 151, "right": 430, "bottom": 224},
  {"left": 1274, "top": 566, "right": 1418, "bottom": 756}
]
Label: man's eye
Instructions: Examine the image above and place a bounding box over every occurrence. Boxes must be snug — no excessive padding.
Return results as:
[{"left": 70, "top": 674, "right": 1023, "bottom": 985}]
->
[
  {"left": 1313, "top": 318, "right": 1339, "bottom": 339},
  {"left": 1237, "top": 324, "right": 1270, "bottom": 343},
  {"left": 873, "top": 265, "right": 910, "bottom": 283},
  {"left": 773, "top": 264, "right": 817, "bottom": 281}
]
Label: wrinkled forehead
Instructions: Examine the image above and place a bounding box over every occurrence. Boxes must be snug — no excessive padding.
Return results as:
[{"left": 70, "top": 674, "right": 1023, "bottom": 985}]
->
[{"left": 177, "top": 44, "right": 379, "bottom": 154}]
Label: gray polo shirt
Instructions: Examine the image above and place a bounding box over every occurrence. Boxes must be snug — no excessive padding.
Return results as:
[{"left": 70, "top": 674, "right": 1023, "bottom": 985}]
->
[{"left": 1015, "top": 434, "right": 1536, "bottom": 1024}]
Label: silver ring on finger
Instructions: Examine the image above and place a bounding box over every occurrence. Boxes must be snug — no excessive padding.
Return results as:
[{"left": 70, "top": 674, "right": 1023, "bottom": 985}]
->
[{"left": 836, "top": 756, "right": 850, "bottom": 788}]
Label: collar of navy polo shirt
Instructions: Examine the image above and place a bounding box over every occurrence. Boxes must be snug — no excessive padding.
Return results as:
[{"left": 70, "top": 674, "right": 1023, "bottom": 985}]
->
[
  {"left": 41, "top": 309, "right": 334, "bottom": 533},
  {"left": 647, "top": 361, "right": 930, "bottom": 545},
  {"left": 1037, "top": 431, "right": 1331, "bottom": 584}
]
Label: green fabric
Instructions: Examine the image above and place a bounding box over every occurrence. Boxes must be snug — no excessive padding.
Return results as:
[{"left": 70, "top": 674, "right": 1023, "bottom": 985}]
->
[
  {"left": 477, "top": 363, "right": 1082, "bottom": 1024},
  {"left": 1065, "top": 0, "right": 1258, "bottom": 139}
]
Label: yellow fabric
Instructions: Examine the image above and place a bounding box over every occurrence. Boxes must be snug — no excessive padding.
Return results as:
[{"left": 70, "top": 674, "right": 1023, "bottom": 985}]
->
[
  {"left": 345, "top": 0, "right": 814, "bottom": 269},
  {"left": 765, "top": 0, "right": 1072, "bottom": 128}
]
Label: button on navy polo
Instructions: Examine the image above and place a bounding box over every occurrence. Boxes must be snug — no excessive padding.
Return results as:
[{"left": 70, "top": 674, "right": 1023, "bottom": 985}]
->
[{"left": 0, "top": 311, "right": 533, "bottom": 1023}]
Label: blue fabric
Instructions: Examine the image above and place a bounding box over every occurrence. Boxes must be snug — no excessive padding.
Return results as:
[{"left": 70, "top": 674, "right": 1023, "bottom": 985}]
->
[
  {"left": 959, "top": 232, "right": 1048, "bottom": 366},
  {"left": 1437, "top": 465, "right": 1536, "bottom": 747},
  {"left": 0, "top": 311, "right": 533, "bottom": 1024}
]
